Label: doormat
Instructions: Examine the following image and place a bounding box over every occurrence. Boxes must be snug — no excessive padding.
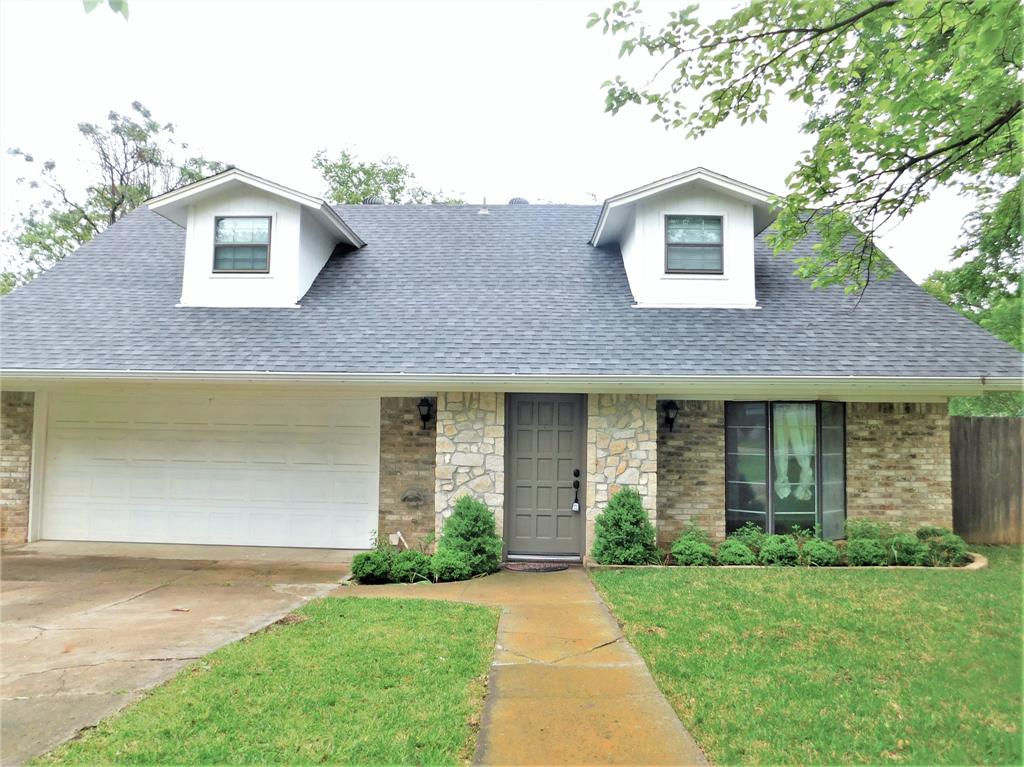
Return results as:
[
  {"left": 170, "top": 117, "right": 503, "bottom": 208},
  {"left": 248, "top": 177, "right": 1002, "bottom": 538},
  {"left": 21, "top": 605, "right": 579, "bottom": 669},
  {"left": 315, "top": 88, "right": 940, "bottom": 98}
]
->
[{"left": 504, "top": 562, "right": 571, "bottom": 572}]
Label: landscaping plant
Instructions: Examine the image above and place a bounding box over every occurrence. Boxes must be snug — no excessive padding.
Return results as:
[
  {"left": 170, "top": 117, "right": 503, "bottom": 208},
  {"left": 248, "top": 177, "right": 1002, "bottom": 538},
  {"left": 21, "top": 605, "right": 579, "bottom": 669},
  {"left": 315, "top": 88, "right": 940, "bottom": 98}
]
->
[
  {"left": 757, "top": 535, "right": 800, "bottom": 566},
  {"left": 431, "top": 548, "right": 475, "bottom": 582},
  {"left": 800, "top": 538, "right": 839, "bottom": 567},
  {"left": 728, "top": 522, "right": 767, "bottom": 554},
  {"left": 670, "top": 532, "right": 716, "bottom": 566},
  {"left": 436, "top": 495, "right": 503, "bottom": 576},
  {"left": 390, "top": 550, "right": 433, "bottom": 583},
  {"left": 889, "top": 533, "right": 929, "bottom": 566},
  {"left": 926, "top": 532, "right": 971, "bottom": 567},
  {"left": 591, "top": 487, "right": 659, "bottom": 565},
  {"left": 716, "top": 538, "right": 756, "bottom": 565},
  {"left": 351, "top": 548, "right": 394, "bottom": 584},
  {"left": 845, "top": 537, "right": 888, "bottom": 566}
]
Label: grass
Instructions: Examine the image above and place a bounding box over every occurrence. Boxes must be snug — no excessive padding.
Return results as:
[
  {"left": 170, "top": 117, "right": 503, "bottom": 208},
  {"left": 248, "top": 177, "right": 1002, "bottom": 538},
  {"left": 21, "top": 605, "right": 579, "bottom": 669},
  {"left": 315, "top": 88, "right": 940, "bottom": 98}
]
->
[
  {"left": 39, "top": 597, "right": 499, "bottom": 766},
  {"left": 592, "top": 545, "right": 1022, "bottom": 766}
]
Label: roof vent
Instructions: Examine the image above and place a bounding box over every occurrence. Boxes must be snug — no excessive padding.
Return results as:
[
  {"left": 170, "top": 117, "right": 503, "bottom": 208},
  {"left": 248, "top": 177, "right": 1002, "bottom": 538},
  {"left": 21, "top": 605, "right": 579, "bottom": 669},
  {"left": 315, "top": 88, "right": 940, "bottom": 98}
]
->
[
  {"left": 362, "top": 195, "right": 385, "bottom": 205},
  {"left": 508, "top": 197, "right": 529, "bottom": 205}
]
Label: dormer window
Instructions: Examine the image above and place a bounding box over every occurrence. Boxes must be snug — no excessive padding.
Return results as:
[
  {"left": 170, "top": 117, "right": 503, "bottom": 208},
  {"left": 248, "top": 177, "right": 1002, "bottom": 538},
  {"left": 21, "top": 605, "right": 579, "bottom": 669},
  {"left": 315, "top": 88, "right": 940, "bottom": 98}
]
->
[
  {"left": 213, "top": 216, "right": 271, "bottom": 273},
  {"left": 665, "top": 215, "right": 723, "bottom": 274}
]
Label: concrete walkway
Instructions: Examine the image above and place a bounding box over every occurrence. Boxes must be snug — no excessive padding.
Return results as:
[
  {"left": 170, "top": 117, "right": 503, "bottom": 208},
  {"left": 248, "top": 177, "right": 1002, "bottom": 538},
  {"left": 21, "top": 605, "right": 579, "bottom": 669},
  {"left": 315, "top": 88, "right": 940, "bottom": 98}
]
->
[
  {"left": 1, "top": 544, "right": 346, "bottom": 766},
  {"left": 339, "top": 568, "right": 708, "bottom": 766}
]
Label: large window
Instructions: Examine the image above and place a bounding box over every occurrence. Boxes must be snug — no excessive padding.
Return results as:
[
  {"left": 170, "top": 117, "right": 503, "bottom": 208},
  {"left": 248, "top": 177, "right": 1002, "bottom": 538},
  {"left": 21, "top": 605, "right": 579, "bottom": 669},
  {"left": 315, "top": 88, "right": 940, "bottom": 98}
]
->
[
  {"left": 725, "top": 401, "right": 846, "bottom": 538},
  {"left": 213, "top": 216, "right": 271, "bottom": 273},
  {"left": 665, "top": 215, "right": 723, "bottom": 274}
]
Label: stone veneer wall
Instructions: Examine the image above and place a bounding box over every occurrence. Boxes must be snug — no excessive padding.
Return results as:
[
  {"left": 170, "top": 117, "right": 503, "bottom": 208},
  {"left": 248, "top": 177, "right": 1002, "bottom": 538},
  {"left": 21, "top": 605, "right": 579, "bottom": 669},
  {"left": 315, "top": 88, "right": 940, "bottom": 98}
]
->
[
  {"left": 656, "top": 400, "right": 726, "bottom": 546},
  {"left": 846, "top": 402, "right": 953, "bottom": 529},
  {"left": 434, "top": 392, "right": 505, "bottom": 536},
  {"left": 377, "top": 397, "right": 436, "bottom": 547},
  {"left": 585, "top": 394, "right": 658, "bottom": 555},
  {"left": 1, "top": 392, "right": 34, "bottom": 545}
]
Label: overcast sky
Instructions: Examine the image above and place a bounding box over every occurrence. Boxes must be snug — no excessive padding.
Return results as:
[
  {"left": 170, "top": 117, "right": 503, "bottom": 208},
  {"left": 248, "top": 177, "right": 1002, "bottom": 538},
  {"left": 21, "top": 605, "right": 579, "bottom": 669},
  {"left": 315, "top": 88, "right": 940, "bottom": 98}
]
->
[{"left": 0, "top": 0, "right": 969, "bottom": 281}]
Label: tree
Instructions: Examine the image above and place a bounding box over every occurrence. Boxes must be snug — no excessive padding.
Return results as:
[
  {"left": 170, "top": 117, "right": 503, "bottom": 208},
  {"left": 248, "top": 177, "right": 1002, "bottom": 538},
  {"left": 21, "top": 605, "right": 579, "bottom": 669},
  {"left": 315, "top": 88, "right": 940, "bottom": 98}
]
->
[
  {"left": 588, "top": 0, "right": 1022, "bottom": 295},
  {"left": 3, "top": 102, "right": 225, "bottom": 292},
  {"left": 313, "top": 149, "right": 462, "bottom": 205}
]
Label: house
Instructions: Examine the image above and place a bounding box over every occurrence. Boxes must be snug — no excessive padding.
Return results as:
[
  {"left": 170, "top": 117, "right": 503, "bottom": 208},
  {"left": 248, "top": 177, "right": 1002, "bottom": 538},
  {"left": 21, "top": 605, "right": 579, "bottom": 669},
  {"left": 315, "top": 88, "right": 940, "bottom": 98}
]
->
[{"left": 1, "top": 167, "right": 1019, "bottom": 560}]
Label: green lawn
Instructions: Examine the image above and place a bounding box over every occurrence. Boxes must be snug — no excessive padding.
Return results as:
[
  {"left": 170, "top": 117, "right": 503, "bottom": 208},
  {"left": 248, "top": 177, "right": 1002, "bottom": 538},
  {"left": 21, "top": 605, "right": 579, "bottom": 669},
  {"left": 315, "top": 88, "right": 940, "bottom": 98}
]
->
[
  {"left": 39, "top": 598, "right": 499, "bottom": 766},
  {"left": 592, "top": 545, "right": 1022, "bottom": 766}
]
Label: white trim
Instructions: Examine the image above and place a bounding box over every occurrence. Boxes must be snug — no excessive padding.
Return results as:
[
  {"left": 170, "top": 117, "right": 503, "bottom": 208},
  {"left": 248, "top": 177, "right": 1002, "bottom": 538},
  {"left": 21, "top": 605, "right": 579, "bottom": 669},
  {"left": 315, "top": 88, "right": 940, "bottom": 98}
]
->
[
  {"left": 27, "top": 391, "right": 48, "bottom": 543},
  {"left": 2, "top": 369, "right": 1018, "bottom": 399}
]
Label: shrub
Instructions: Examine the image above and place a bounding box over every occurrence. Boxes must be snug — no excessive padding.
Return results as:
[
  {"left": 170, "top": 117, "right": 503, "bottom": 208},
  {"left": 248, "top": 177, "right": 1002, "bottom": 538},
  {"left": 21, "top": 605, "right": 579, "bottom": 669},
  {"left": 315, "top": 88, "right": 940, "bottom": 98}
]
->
[
  {"left": 436, "top": 495, "right": 503, "bottom": 576},
  {"left": 801, "top": 538, "right": 839, "bottom": 567},
  {"left": 671, "top": 537, "right": 716, "bottom": 566},
  {"left": 390, "top": 550, "right": 432, "bottom": 583},
  {"left": 846, "top": 537, "right": 887, "bottom": 566},
  {"left": 591, "top": 488, "right": 659, "bottom": 565},
  {"left": 728, "top": 522, "right": 767, "bottom": 554},
  {"left": 845, "top": 519, "right": 896, "bottom": 544},
  {"left": 927, "top": 532, "right": 971, "bottom": 566},
  {"left": 889, "top": 533, "right": 929, "bottom": 566},
  {"left": 431, "top": 548, "right": 474, "bottom": 582},
  {"left": 915, "top": 525, "right": 952, "bottom": 542},
  {"left": 716, "top": 539, "right": 756, "bottom": 565},
  {"left": 758, "top": 535, "right": 800, "bottom": 566},
  {"left": 352, "top": 549, "right": 394, "bottom": 584},
  {"left": 675, "top": 526, "right": 712, "bottom": 545}
]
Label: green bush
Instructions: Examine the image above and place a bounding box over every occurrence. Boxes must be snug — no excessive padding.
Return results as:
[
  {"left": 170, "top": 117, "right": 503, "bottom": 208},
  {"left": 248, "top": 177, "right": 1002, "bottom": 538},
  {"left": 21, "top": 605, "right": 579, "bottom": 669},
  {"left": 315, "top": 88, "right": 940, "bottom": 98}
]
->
[
  {"left": 846, "top": 537, "right": 887, "bottom": 566},
  {"left": 915, "top": 525, "right": 952, "bottom": 542},
  {"left": 728, "top": 522, "right": 767, "bottom": 554},
  {"left": 430, "top": 548, "right": 474, "bottom": 582},
  {"left": 801, "top": 538, "right": 839, "bottom": 567},
  {"left": 352, "top": 549, "right": 394, "bottom": 584},
  {"left": 889, "top": 533, "right": 929, "bottom": 566},
  {"left": 845, "top": 519, "right": 897, "bottom": 544},
  {"left": 591, "top": 488, "right": 659, "bottom": 565},
  {"left": 671, "top": 537, "right": 716, "bottom": 566},
  {"left": 436, "top": 495, "right": 503, "bottom": 576},
  {"left": 716, "top": 538, "right": 756, "bottom": 565},
  {"left": 675, "top": 526, "right": 712, "bottom": 545},
  {"left": 927, "top": 532, "right": 971, "bottom": 566},
  {"left": 758, "top": 535, "right": 800, "bottom": 566},
  {"left": 390, "top": 550, "right": 432, "bottom": 583}
]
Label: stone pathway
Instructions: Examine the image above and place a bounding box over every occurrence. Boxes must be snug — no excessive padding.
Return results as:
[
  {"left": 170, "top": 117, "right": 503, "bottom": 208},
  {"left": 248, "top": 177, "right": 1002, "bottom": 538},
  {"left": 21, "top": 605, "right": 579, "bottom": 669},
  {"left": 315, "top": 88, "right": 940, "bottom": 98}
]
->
[{"left": 339, "top": 568, "right": 708, "bottom": 766}]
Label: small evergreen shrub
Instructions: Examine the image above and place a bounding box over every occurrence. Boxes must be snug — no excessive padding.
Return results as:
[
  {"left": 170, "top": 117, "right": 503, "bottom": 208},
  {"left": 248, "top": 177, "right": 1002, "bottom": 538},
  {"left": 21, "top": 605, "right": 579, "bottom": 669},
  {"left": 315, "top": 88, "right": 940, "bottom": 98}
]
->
[
  {"left": 591, "top": 488, "right": 659, "bottom": 565},
  {"left": 845, "top": 519, "right": 896, "bottom": 545},
  {"left": 670, "top": 537, "right": 716, "bottom": 566},
  {"left": 675, "top": 526, "right": 712, "bottom": 545},
  {"left": 716, "top": 539, "right": 756, "bottom": 565},
  {"left": 431, "top": 548, "right": 474, "bottom": 582},
  {"left": 846, "top": 537, "right": 887, "bottom": 566},
  {"left": 915, "top": 525, "right": 952, "bottom": 542},
  {"left": 728, "top": 522, "right": 767, "bottom": 554},
  {"left": 758, "top": 535, "right": 800, "bottom": 566},
  {"left": 889, "top": 533, "right": 929, "bottom": 566},
  {"left": 926, "top": 532, "right": 971, "bottom": 566},
  {"left": 801, "top": 538, "right": 839, "bottom": 567},
  {"left": 436, "top": 495, "right": 503, "bottom": 576},
  {"left": 390, "top": 550, "right": 432, "bottom": 583},
  {"left": 352, "top": 549, "right": 394, "bottom": 584}
]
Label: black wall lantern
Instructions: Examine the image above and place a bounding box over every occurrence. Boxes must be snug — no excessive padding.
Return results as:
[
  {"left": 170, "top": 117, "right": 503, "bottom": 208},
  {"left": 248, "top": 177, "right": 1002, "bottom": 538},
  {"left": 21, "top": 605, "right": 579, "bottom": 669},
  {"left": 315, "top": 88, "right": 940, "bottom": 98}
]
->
[
  {"left": 417, "top": 397, "right": 433, "bottom": 430},
  {"left": 662, "top": 400, "right": 679, "bottom": 432}
]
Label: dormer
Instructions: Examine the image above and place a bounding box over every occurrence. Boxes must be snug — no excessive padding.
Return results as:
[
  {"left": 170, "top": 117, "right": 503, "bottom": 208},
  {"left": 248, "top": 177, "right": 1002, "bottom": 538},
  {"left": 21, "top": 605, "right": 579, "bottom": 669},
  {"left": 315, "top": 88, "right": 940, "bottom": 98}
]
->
[
  {"left": 148, "top": 168, "right": 363, "bottom": 308},
  {"left": 591, "top": 168, "right": 776, "bottom": 309}
]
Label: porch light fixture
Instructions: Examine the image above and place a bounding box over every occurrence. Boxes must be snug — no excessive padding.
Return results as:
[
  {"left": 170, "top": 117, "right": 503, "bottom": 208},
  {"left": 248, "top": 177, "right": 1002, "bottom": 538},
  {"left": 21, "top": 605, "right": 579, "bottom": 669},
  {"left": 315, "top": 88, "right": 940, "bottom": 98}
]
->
[
  {"left": 662, "top": 400, "right": 680, "bottom": 432},
  {"left": 417, "top": 397, "right": 433, "bottom": 430}
]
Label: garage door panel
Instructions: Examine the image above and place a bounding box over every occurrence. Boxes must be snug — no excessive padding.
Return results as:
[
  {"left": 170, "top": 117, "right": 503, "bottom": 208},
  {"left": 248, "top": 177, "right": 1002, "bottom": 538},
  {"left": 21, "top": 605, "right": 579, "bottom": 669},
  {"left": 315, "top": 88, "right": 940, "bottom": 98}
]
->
[{"left": 41, "top": 392, "right": 380, "bottom": 548}]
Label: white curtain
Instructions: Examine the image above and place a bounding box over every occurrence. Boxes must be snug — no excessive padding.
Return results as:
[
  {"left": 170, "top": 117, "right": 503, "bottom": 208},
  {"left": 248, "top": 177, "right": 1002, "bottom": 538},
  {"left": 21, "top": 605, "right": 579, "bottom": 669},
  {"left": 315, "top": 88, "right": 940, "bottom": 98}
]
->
[{"left": 773, "top": 404, "right": 816, "bottom": 501}]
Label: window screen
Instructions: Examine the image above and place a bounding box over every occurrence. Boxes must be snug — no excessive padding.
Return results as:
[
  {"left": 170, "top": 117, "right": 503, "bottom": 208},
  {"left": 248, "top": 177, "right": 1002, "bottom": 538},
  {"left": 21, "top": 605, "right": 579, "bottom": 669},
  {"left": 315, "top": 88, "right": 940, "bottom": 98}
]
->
[
  {"left": 665, "top": 215, "right": 723, "bottom": 273},
  {"left": 213, "top": 217, "right": 271, "bottom": 272}
]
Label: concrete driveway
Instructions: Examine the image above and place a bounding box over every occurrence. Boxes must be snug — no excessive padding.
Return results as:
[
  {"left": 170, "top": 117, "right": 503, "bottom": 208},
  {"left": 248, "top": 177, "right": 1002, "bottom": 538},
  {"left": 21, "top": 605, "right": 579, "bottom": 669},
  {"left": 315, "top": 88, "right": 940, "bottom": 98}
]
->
[{"left": 1, "top": 543, "right": 347, "bottom": 765}]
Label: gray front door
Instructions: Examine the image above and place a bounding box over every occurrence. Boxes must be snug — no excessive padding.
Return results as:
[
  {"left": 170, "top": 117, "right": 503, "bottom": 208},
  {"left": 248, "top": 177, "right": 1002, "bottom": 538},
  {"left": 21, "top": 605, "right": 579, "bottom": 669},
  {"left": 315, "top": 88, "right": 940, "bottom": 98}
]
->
[{"left": 506, "top": 394, "right": 586, "bottom": 557}]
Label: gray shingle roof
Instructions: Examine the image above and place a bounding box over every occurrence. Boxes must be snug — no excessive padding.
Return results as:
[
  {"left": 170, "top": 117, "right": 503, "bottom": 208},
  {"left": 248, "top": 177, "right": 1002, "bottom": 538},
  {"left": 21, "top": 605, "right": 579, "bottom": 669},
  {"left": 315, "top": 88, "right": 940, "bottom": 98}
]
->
[{"left": 0, "top": 204, "right": 1020, "bottom": 378}]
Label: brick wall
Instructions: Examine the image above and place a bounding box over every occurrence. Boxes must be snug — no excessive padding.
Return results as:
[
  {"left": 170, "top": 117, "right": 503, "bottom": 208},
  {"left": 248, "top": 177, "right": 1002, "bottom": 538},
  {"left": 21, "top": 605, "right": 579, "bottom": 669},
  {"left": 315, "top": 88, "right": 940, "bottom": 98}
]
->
[
  {"left": 846, "top": 402, "right": 953, "bottom": 530},
  {"left": 1, "top": 391, "right": 34, "bottom": 545},
  {"left": 656, "top": 400, "right": 725, "bottom": 546},
  {"left": 434, "top": 392, "right": 505, "bottom": 536},
  {"left": 585, "top": 394, "right": 658, "bottom": 555},
  {"left": 378, "top": 397, "right": 436, "bottom": 547}
]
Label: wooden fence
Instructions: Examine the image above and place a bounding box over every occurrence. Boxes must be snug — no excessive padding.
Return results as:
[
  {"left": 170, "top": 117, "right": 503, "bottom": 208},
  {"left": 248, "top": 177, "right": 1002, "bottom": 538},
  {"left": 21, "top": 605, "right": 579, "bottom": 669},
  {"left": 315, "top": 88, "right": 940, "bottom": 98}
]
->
[{"left": 951, "top": 416, "right": 1023, "bottom": 544}]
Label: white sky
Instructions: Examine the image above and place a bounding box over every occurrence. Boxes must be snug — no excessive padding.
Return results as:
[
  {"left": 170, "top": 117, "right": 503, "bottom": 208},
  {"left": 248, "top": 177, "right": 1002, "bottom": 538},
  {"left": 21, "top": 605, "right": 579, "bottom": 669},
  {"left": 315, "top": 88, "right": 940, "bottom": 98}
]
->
[{"left": 0, "top": 0, "right": 969, "bottom": 281}]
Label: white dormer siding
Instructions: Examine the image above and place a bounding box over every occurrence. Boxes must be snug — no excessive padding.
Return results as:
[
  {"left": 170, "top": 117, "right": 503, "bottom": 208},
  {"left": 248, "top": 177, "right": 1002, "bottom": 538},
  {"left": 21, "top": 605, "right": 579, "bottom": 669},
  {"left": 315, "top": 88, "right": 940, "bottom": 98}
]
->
[
  {"left": 592, "top": 168, "right": 775, "bottom": 310},
  {"left": 148, "top": 168, "right": 363, "bottom": 309}
]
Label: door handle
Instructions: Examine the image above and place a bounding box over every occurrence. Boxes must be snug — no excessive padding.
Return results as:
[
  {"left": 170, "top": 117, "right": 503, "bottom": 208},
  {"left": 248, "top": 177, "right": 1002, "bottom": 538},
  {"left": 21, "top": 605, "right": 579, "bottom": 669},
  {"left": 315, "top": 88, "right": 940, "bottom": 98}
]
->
[{"left": 571, "top": 478, "right": 581, "bottom": 512}]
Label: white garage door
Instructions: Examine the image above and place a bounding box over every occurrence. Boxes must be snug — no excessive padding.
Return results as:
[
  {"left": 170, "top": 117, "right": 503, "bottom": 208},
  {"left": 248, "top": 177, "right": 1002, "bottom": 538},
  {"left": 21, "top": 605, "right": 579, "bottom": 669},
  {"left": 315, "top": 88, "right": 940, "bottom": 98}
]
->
[{"left": 40, "top": 391, "right": 380, "bottom": 548}]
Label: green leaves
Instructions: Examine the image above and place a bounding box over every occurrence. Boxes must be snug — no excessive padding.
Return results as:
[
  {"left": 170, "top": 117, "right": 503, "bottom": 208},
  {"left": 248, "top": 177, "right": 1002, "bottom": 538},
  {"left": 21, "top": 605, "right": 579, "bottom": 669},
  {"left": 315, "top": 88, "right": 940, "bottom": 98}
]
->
[
  {"left": 590, "top": 0, "right": 1023, "bottom": 294},
  {"left": 313, "top": 148, "right": 463, "bottom": 205},
  {"left": 83, "top": 0, "right": 128, "bottom": 19}
]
